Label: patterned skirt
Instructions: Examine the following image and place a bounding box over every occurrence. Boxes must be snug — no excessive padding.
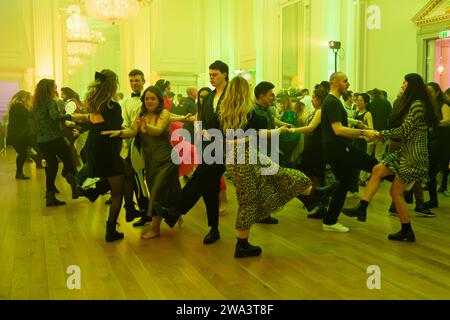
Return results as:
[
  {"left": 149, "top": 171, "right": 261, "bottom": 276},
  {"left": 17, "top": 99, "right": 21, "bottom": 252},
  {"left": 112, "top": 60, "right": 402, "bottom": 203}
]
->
[
  {"left": 225, "top": 141, "right": 312, "bottom": 230},
  {"left": 382, "top": 150, "right": 428, "bottom": 184}
]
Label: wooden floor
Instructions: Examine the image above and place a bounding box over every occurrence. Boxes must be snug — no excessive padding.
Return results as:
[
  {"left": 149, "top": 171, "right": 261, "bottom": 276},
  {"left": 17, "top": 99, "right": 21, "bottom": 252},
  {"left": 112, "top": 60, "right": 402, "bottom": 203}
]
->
[{"left": 1, "top": 148, "right": 450, "bottom": 300}]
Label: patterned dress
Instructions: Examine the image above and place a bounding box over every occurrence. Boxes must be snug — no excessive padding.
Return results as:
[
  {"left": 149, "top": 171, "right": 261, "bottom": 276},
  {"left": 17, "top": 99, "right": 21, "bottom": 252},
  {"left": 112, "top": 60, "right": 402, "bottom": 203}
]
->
[
  {"left": 225, "top": 111, "right": 312, "bottom": 230},
  {"left": 381, "top": 101, "right": 429, "bottom": 184}
]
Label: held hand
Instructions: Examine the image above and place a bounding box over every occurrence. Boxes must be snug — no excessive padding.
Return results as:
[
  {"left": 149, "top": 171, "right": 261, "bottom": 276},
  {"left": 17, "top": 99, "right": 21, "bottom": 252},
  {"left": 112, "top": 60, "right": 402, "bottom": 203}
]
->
[
  {"left": 284, "top": 123, "right": 294, "bottom": 129},
  {"left": 278, "top": 125, "right": 290, "bottom": 134},
  {"left": 71, "top": 113, "right": 87, "bottom": 122},
  {"left": 133, "top": 117, "right": 142, "bottom": 128},
  {"left": 72, "top": 129, "right": 80, "bottom": 137},
  {"left": 101, "top": 130, "right": 122, "bottom": 138},
  {"left": 363, "top": 129, "right": 380, "bottom": 141},
  {"left": 64, "top": 120, "right": 76, "bottom": 128}
]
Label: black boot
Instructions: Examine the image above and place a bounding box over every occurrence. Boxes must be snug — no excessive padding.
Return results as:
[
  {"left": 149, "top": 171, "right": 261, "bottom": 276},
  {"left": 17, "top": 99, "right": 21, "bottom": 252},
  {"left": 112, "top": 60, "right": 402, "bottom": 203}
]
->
[
  {"left": 203, "top": 226, "right": 220, "bottom": 245},
  {"left": 124, "top": 203, "right": 143, "bottom": 223},
  {"left": 66, "top": 174, "right": 81, "bottom": 199},
  {"left": 342, "top": 200, "right": 368, "bottom": 222},
  {"left": 234, "top": 238, "right": 262, "bottom": 258},
  {"left": 46, "top": 191, "right": 66, "bottom": 207},
  {"left": 153, "top": 202, "right": 181, "bottom": 228},
  {"left": 298, "top": 181, "right": 339, "bottom": 212},
  {"left": 105, "top": 221, "right": 124, "bottom": 242},
  {"left": 388, "top": 223, "right": 415, "bottom": 242},
  {"left": 133, "top": 216, "right": 152, "bottom": 227}
]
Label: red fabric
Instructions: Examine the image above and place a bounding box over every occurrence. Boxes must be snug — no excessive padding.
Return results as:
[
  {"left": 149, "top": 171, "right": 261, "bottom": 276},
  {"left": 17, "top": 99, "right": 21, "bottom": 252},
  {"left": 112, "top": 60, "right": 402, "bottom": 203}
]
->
[{"left": 169, "top": 121, "right": 199, "bottom": 177}]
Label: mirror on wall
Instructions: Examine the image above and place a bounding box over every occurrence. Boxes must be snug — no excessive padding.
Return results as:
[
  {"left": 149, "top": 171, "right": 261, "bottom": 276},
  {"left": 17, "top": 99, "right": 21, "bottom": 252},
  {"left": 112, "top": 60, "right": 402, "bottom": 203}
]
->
[{"left": 281, "top": 1, "right": 302, "bottom": 90}]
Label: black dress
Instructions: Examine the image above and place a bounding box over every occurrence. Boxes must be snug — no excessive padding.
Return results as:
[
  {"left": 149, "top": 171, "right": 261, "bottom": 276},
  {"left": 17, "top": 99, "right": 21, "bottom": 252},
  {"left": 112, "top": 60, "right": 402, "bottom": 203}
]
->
[
  {"left": 298, "top": 110, "right": 325, "bottom": 180},
  {"left": 86, "top": 101, "right": 124, "bottom": 178}
]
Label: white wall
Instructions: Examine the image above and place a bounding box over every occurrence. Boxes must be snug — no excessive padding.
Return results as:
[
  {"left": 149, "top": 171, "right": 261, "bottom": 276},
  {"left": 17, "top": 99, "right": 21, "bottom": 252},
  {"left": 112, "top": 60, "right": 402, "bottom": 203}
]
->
[{"left": 365, "top": 0, "right": 428, "bottom": 102}]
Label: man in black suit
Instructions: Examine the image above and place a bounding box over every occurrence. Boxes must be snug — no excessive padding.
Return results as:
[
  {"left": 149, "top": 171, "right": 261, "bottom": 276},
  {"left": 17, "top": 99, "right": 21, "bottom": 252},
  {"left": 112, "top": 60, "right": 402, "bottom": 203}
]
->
[{"left": 154, "top": 60, "right": 228, "bottom": 245}]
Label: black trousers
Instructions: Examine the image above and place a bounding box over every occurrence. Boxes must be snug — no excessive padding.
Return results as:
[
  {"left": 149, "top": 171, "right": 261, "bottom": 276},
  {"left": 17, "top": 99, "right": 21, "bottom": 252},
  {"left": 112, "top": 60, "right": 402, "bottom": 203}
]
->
[
  {"left": 11, "top": 136, "right": 41, "bottom": 175},
  {"left": 427, "top": 137, "right": 450, "bottom": 204},
  {"left": 175, "top": 162, "right": 225, "bottom": 227},
  {"left": 324, "top": 144, "right": 379, "bottom": 225},
  {"left": 38, "top": 137, "right": 76, "bottom": 192}
]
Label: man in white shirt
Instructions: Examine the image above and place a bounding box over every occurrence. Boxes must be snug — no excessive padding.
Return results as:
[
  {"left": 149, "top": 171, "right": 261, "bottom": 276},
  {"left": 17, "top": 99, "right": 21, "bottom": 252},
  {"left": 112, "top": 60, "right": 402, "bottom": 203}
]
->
[
  {"left": 120, "top": 69, "right": 150, "bottom": 226},
  {"left": 300, "top": 89, "right": 314, "bottom": 118}
]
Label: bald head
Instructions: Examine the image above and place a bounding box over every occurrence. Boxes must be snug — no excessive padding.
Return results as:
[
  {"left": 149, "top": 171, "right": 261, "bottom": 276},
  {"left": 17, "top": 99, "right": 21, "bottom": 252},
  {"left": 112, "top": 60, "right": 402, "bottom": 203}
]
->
[
  {"left": 329, "top": 72, "right": 350, "bottom": 97},
  {"left": 330, "top": 72, "right": 345, "bottom": 84}
]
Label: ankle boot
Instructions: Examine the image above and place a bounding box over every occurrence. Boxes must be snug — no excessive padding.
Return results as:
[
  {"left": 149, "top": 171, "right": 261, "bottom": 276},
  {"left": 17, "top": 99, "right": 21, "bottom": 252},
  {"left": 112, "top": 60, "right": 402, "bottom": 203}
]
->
[
  {"left": 342, "top": 202, "right": 367, "bottom": 222},
  {"left": 388, "top": 223, "right": 415, "bottom": 242},
  {"left": 124, "top": 203, "right": 143, "bottom": 222},
  {"left": 105, "top": 221, "right": 124, "bottom": 242},
  {"left": 234, "top": 238, "right": 262, "bottom": 258},
  {"left": 298, "top": 181, "right": 338, "bottom": 212},
  {"left": 46, "top": 191, "right": 66, "bottom": 207}
]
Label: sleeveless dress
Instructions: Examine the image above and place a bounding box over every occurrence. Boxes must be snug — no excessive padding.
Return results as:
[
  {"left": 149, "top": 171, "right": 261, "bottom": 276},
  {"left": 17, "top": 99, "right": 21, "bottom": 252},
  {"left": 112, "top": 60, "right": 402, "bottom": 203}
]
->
[
  {"left": 86, "top": 101, "right": 124, "bottom": 178},
  {"left": 352, "top": 110, "right": 368, "bottom": 152},
  {"left": 225, "top": 110, "right": 312, "bottom": 230},
  {"left": 298, "top": 110, "right": 325, "bottom": 180},
  {"left": 139, "top": 125, "right": 181, "bottom": 216}
]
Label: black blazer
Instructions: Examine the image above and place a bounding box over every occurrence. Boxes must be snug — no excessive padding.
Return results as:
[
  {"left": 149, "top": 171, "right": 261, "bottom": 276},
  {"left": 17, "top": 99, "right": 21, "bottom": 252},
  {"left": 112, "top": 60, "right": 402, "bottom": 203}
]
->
[{"left": 202, "top": 85, "right": 227, "bottom": 130}]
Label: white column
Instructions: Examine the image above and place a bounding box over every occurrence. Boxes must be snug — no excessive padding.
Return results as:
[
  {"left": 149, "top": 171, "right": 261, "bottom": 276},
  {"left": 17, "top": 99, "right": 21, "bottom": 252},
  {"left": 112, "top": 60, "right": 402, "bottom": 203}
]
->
[
  {"left": 132, "top": 5, "right": 151, "bottom": 81},
  {"left": 255, "top": 0, "right": 280, "bottom": 86},
  {"left": 32, "top": 0, "right": 56, "bottom": 81}
]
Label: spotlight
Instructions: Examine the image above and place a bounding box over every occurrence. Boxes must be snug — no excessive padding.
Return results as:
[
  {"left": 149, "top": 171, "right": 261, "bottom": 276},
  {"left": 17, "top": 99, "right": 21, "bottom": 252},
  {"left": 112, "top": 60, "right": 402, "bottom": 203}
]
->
[{"left": 328, "top": 41, "right": 341, "bottom": 50}]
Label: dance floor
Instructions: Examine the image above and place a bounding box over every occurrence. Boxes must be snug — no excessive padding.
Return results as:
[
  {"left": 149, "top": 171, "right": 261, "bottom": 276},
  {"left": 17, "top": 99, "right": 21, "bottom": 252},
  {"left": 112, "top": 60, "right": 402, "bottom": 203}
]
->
[{"left": 0, "top": 148, "right": 449, "bottom": 300}]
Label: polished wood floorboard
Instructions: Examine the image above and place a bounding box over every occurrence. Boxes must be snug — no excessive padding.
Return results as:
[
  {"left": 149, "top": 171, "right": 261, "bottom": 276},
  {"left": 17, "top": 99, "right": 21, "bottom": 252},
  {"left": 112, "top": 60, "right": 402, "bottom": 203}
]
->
[{"left": 1, "top": 148, "right": 449, "bottom": 300}]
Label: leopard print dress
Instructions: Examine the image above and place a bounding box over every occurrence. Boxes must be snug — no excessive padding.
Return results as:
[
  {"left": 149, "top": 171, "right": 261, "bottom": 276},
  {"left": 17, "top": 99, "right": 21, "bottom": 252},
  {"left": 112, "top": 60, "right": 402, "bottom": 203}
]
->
[{"left": 226, "top": 139, "right": 312, "bottom": 230}]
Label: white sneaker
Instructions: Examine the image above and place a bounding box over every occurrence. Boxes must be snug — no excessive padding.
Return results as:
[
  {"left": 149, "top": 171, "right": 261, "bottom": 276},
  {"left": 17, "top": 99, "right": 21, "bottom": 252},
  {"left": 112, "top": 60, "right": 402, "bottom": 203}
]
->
[
  {"left": 82, "top": 177, "right": 100, "bottom": 190},
  {"left": 322, "top": 222, "right": 350, "bottom": 233}
]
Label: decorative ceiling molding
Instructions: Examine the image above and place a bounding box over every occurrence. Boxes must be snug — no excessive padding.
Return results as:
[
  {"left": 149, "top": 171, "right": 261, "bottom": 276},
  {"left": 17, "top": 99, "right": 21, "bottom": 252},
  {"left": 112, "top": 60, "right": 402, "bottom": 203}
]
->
[{"left": 412, "top": 0, "right": 450, "bottom": 27}]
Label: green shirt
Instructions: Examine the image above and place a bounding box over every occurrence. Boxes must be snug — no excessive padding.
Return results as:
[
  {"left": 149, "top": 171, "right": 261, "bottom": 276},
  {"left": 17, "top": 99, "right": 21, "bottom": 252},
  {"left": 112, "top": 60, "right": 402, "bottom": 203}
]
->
[{"left": 33, "top": 99, "right": 72, "bottom": 143}]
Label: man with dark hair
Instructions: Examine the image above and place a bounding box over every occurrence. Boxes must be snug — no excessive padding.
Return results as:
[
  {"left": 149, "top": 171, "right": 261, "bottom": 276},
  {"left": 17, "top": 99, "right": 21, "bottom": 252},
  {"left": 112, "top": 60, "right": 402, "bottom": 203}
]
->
[
  {"left": 320, "top": 81, "right": 331, "bottom": 93},
  {"left": 120, "top": 69, "right": 150, "bottom": 226},
  {"left": 152, "top": 60, "right": 229, "bottom": 245},
  {"left": 254, "top": 81, "right": 292, "bottom": 130}
]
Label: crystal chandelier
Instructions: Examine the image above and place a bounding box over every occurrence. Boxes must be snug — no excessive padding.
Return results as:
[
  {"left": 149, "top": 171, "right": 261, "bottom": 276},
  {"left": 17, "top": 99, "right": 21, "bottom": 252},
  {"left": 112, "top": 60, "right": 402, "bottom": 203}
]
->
[
  {"left": 66, "top": 5, "right": 105, "bottom": 58},
  {"left": 84, "top": 0, "right": 151, "bottom": 25}
]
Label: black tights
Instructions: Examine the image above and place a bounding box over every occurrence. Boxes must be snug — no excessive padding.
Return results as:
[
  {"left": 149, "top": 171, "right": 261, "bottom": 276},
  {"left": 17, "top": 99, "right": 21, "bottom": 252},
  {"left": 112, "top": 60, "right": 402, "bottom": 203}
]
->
[
  {"left": 12, "top": 143, "right": 28, "bottom": 175},
  {"left": 106, "top": 175, "right": 124, "bottom": 224}
]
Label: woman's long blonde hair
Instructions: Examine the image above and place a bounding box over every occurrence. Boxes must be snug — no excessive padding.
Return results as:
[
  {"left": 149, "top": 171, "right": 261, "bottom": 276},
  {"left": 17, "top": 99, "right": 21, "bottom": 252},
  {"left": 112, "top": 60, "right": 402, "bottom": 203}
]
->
[
  {"left": 85, "top": 69, "right": 118, "bottom": 114},
  {"left": 8, "top": 90, "right": 32, "bottom": 111},
  {"left": 219, "top": 76, "right": 254, "bottom": 130}
]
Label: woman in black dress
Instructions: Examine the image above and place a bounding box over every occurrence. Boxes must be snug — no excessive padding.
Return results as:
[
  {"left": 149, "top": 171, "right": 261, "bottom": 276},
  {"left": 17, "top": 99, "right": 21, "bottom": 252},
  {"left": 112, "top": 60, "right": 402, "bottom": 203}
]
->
[
  {"left": 84, "top": 70, "right": 127, "bottom": 242},
  {"left": 7, "top": 90, "right": 43, "bottom": 179}
]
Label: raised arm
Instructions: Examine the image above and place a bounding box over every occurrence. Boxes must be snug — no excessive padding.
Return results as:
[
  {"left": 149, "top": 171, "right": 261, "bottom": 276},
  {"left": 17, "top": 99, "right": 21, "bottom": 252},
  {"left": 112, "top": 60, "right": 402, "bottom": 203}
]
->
[
  {"left": 289, "top": 109, "right": 321, "bottom": 134},
  {"left": 439, "top": 103, "right": 450, "bottom": 127}
]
